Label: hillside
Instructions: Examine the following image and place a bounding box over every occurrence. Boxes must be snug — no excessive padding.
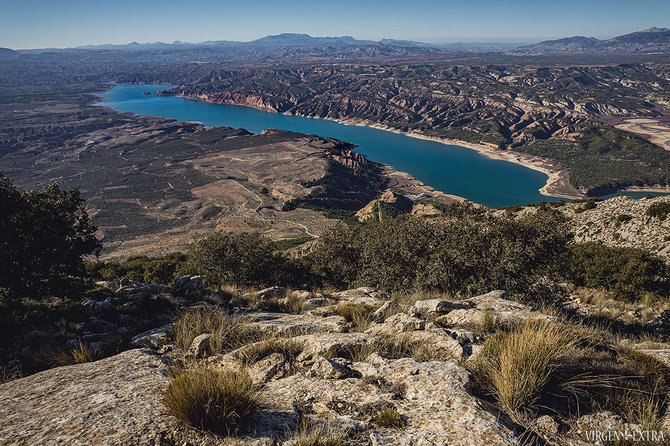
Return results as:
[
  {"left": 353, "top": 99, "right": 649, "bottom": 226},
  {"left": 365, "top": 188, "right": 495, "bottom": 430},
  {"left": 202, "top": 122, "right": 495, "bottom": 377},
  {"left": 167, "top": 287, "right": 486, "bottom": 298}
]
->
[
  {"left": 159, "top": 62, "right": 670, "bottom": 195},
  {"left": 511, "top": 27, "right": 670, "bottom": 55},
  {"left": 1, "top": 82, "right": 424, "bottom": 259}
]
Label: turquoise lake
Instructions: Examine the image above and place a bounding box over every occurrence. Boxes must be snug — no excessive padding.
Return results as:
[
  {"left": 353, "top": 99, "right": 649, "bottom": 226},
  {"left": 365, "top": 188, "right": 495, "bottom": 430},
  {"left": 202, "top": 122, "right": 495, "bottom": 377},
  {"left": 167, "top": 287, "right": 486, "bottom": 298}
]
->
[{"left": 96, "top": 84, "right": 663, "bottom": 208}]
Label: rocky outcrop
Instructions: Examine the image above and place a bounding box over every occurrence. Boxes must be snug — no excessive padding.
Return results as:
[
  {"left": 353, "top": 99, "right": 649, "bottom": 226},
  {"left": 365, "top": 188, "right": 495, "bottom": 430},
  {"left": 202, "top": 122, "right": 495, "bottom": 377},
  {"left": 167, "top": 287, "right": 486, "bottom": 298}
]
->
[
  {"left": 0, "top": 349, "right": 175, "bottom": 446},
  {"left": 566, "top": 195, "right": 670, "bottom": 259},
  {"left": 4, "top": 284, "right": 667, "bottom": 445}
]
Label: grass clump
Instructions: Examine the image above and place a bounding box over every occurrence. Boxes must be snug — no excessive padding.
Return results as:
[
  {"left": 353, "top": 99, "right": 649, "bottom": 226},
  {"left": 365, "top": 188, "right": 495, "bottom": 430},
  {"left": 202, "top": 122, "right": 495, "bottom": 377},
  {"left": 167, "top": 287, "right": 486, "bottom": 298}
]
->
[
  {"left": 173, "top": 306, "right": 261, "bottom": 355},
  {"left": 341, "top": 333, "right": 416, "bottom": 362},
  {"left": 470, "top": 320, "right": 576, "bottom": 415},
  {"left": 372, "top": 407, "right": 406, "bottom": 429},
  {"left": 470, "top": 309, "right": 507, "bottom": 337},
  {"left": 236, "top": 337, "right": 303, "bottom": 367},
  {"left": 285, "top": 421, "right": 349, "bottom": 446},
  {"left": 33, "top": 342, "right": 101, "bottom": 368},
  {"left": 164, "top": 367, "right": 259, "bottom": 434},
  {"left": 471, "top": 319, "right": 670, "bottom": 430},
  {"left": 336, "top": 303, "right": 376, "bottom": 331}
]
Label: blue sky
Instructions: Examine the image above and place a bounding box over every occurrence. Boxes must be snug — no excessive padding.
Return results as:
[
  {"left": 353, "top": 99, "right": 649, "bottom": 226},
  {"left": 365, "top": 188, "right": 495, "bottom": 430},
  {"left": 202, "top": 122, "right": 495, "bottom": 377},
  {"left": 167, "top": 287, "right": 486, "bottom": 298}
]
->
[{"left": 0, "top": 0, "right": 668, "bottom": 49}]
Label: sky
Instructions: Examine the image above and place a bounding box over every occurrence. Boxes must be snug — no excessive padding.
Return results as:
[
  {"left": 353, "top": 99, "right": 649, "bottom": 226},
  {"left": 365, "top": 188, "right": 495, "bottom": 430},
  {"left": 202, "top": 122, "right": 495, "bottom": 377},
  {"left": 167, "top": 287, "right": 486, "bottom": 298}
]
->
[{"left": 0, "top": 0, "right": 668, "bottom": 49}]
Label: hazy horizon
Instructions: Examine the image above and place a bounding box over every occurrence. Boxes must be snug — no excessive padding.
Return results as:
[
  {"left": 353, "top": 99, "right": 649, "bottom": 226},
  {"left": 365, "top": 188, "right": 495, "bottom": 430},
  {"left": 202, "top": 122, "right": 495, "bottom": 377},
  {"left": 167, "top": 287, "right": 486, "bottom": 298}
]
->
[{"left": 1, "top": 0, "right": 668, "bottom": 50}]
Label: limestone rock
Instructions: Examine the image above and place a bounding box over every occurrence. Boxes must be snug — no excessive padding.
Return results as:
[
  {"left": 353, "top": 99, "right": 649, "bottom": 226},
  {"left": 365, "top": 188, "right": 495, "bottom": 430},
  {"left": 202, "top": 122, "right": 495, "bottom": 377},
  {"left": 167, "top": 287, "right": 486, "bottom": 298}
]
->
[
  {"left": 331, "top": 287, "right": 389, "bottom": 307},
  {"left": 372, "top": 300, "right": 399, "bottom": 320},
  {"left": 295, "top": 332, "right": 376, "bottom": 361},
  {"left": 0, "top": 349, "right": 174, "bottom": 446},
  {"left": 532, "top": 415, "right": 559, "bottom": 440},
  {"left": 356, "top": 357, "right": 517, "bottom": 445},
  {"left": 303, "top": 298, "right": 329, "bottom": 310},
  {"left": 291, "top": 290, "right": 314, "bottom": 300},
  {"left": 248, "top": 352, "right": 287, "bottom": 383},
  {"left": 252, "top": 286, "right": 287, "bottom": 302},
  {"left": 411, "top": 298, "right": 471, "bottom": 318},
  {"left": 246, "top": 311, "right": 347, "bottom": 336},
  {"left": 439, "top": 290, "right": 558, "bottom": 327},
  {"left": 186, "top": 333, "right": 212, "bottom": 358},
  {"left": 308, "top": 357, "right": 358, "bottom": 379},
  {"left": 366, "top": 313, "right": 425, "bottom": 335},
  {"left": 171, "top": 275, "right": 203, "bottom": 295},
  {"left": 131, "top": 323, "right": 173, "bottom": 349}
]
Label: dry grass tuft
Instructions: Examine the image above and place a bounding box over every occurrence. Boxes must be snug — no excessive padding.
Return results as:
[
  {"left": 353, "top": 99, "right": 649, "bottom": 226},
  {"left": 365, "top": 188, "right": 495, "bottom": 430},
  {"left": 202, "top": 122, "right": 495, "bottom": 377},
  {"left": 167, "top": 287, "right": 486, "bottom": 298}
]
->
[
  {"left": 471, "top": 320, "right": 577, "bottom": 415},
  {"left": 284, "top": 421, "right": 349, "bottom": 446},
  {"left": 372, "top": 407, "right": 405, "bottom": 428},
  {"left": 164, "top": 367, "right": 259, "bottom": 434},
  {"left": 33, "top": 343, "right": 101, "bottom": 368},
  {"left": 0, "top": 365, "right": 23, "bottom": 384},
  {"left": 173, "top": 306, "right": 261, "bottom": 355},
  {"left": 235, "top": 337, "right": 303, "bottom": 367},
  {"left": 336, "top": 303, "right": 376, "bottom": 331}
]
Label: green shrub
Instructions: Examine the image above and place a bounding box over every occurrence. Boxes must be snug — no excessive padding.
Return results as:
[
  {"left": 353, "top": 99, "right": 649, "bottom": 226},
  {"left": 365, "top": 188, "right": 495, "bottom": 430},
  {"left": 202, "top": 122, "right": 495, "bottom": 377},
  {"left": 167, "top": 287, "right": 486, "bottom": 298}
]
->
[
  {"left": 185, "top": 232, "right": 316, "bottom": 289},
  {"left": 307, "top": 208, "right": 570, "bottom": 303},
  {"left": 88, "top": 252, "right": 187, "bottom": 285},
  {"left": 164, "top": 367, "right": 259, "bottom": 434},
  {"left": 646, "top": 202, "right": 670, "bottom": 221},
  {"left": 567, "top": 243, "right": 668, "bottom": 300}
]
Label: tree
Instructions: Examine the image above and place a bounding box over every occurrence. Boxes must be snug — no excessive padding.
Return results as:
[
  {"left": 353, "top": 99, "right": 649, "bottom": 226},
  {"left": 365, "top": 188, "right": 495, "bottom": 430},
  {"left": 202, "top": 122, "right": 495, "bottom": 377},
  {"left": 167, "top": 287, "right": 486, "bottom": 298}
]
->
[
  {"left": 0, "top": 173, "right": 100, "bottom": 303},
  {"left": 186, "top": 232, "right": 285, "bottom": 288}
]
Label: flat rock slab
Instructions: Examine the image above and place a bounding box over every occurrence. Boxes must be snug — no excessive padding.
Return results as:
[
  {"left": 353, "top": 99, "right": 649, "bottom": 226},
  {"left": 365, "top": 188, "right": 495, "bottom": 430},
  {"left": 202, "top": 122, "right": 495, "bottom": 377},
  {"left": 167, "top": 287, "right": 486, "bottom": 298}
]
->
[
  {"left": 246, "top": 312, "right": 347, "bottom": 335},
  {"left": 0, "top": 349, "right": 175, "bottom": 446}
]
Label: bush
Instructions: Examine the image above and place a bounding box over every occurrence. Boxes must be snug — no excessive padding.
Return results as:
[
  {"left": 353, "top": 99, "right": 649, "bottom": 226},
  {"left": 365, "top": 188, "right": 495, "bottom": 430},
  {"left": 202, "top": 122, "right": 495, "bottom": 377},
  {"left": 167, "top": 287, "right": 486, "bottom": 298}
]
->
[
  {"left": 88, "top": 252, "right": 187, "bottom": 285},
  {"left": 646, "top": 202, "right": 670, "bottom": 220},
  {"left": 567, "top": 243, "right": 668, "bottom": 300},
  {"left": 164, "top": 367, "right": 259, "bottom": 434},
  {"left": 307, "top": 208, "right": 570, "bottom": 303},
  {"left": 185, "top": 232, "right": 311, "bottom": 288},
  {"left": 0, "top": 174, "right": 100, "bottom": 303}
]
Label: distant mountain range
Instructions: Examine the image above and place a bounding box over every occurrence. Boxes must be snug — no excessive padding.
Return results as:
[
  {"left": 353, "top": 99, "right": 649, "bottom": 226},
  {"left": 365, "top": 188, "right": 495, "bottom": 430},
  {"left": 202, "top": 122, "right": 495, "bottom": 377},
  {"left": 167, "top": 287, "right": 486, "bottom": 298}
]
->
[
  {"left": 510, "top": 27, "right": 670, "bottom": 55},
  {"left": 10, "top": 28, "right": 670, "bottom": 56}
]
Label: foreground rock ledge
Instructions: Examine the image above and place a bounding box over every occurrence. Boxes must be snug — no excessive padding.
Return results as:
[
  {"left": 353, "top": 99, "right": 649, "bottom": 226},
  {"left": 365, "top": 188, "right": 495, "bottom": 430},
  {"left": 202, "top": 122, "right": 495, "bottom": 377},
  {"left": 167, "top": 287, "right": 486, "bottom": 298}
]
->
[{"left": 0, "top": 349, "right": 176, "bottom": 446}]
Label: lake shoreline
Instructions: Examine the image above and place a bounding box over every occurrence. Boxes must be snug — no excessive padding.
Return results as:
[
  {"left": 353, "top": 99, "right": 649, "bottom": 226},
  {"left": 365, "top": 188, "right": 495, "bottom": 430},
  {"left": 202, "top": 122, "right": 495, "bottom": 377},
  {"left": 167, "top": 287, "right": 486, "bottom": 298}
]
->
[{"left": 172, "top": 91, "right": 583, "bottom": 200}]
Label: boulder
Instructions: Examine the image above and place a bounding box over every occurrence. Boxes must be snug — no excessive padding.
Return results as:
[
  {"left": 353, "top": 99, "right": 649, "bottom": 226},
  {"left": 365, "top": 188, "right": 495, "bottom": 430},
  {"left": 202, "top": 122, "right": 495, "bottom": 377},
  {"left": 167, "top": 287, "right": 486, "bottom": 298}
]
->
[
  {"left": 331, "top": 287, "right": 389, "bottom": 307},
  {"left": 308, "top": 357, "right": 358, "bottom": 379},
  {"left": 438, "top": 290, "right": 558, "bottom": 327},
  {"left": 247, "top": 352, "right": 287, "bottom": 383},
  {"left": 295, "top": 332, "right": 376, "bottom": 361},
  {"left": 366, "top": 313, "right": 425, "bottom": 335},
  {"left": 411, "top": 298, "right": 472, "bottom": 318},
  {"left": 0, "top": 349, "right": 175, "bottom": 446},
  {"left": 303, "top": 298, "right": 330, "bottom": 310},
  {"left": 372, "top": 300, "right": 400, "bottom": 320},
  {"left": 246, "top": 312, "right": 348, "bottom": 336},
  {"left": 170, "top": 275, "right": 203, "bottom": 295},
  {"left": 254, "top": 286, "right": 287, "bottom": 301},
  {"left": 291, "top": 290, "right": 314, "bottom": 300},
  {"left": 186, "top": 333, "right": 212, "bottom": 358},
  {"left": 130, "top": 323, "right": 173, "bottom": 349}
]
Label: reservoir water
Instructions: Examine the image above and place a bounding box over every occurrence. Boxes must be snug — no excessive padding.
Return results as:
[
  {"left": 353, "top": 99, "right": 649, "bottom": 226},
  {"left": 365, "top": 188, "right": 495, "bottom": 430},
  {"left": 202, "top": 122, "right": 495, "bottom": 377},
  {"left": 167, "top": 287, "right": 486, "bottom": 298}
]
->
[{"left": 96, "top": 84, "right": 566, "bottom": 208}]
